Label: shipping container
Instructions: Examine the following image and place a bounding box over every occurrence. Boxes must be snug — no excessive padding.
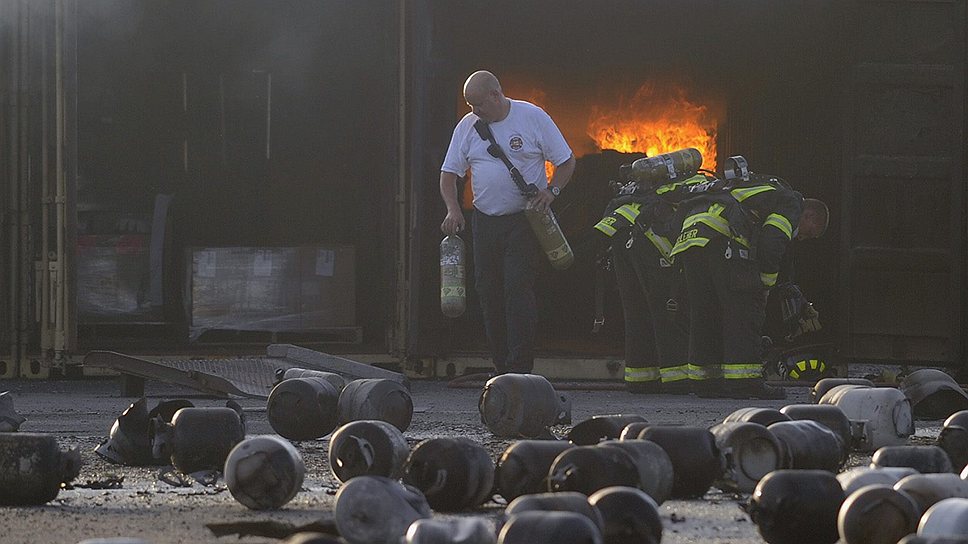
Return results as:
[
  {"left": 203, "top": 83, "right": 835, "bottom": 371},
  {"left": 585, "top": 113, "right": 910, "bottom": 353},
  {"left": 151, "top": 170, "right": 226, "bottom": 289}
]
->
[{"left": 0, "top": 0, "right": 964, "bottom": 378}]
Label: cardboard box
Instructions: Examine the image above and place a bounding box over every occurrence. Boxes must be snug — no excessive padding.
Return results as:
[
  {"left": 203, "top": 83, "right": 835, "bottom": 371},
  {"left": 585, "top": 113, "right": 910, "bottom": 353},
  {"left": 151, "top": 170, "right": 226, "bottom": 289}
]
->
[{"left": 186, "top": 245, "right": 356, "bottom": 339}]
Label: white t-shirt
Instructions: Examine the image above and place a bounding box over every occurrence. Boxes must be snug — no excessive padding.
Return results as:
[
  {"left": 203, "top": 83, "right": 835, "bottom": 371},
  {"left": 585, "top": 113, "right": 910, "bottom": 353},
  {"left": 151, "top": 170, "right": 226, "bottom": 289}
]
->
[{"left": 441, "top": 99, "right": 573, "bottom": 216}]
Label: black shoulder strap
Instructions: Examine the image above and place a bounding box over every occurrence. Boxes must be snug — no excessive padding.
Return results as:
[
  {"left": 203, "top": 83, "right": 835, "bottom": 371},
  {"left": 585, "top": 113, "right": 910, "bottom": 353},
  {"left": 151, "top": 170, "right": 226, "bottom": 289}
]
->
[{"left": 473, "top": 119, "right": 538, "bottom": 197}]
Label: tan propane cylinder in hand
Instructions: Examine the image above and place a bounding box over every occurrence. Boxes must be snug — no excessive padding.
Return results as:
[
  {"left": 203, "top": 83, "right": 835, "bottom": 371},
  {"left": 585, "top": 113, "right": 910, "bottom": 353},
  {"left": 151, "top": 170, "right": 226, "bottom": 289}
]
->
[
  {"left": 440, "top": 235, "right": 466, "bottom": 317},
  {"left": 525, "top": 206, "right": 574, "bottom": 270}
]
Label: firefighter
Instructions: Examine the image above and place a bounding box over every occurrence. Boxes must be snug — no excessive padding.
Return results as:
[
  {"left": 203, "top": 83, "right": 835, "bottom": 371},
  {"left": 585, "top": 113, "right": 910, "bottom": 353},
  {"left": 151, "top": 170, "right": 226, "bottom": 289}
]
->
[
  {"left": 668, "top": 163, "right": 828, "bottom": 399},
  {"left": 594, "top": 170, "right": 719, "bottom": 394}
]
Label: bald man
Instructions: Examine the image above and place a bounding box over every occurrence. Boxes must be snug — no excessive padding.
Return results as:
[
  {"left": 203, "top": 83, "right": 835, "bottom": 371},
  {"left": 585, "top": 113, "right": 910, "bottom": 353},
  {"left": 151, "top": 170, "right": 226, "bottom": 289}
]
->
[{"left": 440, "top": 70, "right": 576, "bottom": 375}]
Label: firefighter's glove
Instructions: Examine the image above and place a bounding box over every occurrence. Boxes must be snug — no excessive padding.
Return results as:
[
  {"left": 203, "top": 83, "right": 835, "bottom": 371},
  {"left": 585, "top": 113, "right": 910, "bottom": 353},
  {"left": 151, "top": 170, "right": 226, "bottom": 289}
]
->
[{"left": 786, "top": 302, "right": 822, "bottom": 341}]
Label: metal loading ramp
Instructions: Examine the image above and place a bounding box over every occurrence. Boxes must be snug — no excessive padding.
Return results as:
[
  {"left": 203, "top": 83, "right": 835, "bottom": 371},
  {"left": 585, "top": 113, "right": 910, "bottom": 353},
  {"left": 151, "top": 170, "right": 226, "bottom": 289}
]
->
[{"left": 83, "top": 344, "right": 406, "bottom": 399}]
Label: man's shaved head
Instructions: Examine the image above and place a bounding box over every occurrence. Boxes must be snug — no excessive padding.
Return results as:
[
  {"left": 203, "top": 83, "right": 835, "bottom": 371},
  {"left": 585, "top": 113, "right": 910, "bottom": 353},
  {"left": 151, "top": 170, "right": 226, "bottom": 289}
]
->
[
  {"left": 462, "top": 70, "right": 510, "bottom": 123},
  {"left": 463, "top": 70, "right": 502, "bottom": 99}
]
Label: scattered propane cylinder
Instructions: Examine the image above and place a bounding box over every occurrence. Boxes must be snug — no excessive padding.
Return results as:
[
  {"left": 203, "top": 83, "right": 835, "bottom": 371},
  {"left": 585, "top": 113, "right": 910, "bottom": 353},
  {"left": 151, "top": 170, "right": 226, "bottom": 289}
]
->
[
  {"left": 0, "top": 433, "right": 82, "bottom": 505},
  {"left": 406, "top": 518, "right": 496, "bottom": 544},
  {"left": 547, "top": 444, "right": 640, "bottom": 496},
  {"left": 94, "top": 398, "right": 196, "bottom": 466},
  {"left": 267, "top": 377, "right": 340, "bottom": 440},
  {"left": 779, "top": 404, "right": 852, "bottom": 451},
  {"left": 598, "top": 439, "right": 674, "bottom": 505},
  {"left": 479, "top": 373, "right": 571, "bottom": 439},
  {"left": 634, "top": 426, "right": 721, "bottom": 499},
  {"left": 0, "top": 391, "right": 26, "bottom": 431},
  {"left": 894, "top": 473, "right": 968, "bottom": 516},
  {"left": 498, "top": 511, "right": 603, "bottom": 544},
  {"left": 723, "top": 407, "right": 790, "bottom": 427},
  {"left": 838, "top": 484, "right": 920, "bottom": 544},
  {"left": 334, "top": 476, "right": 432, "bottom": 544},
  {"left": 504, "top": 492, "right": 605, "bottom": 533},
  {"left": 495, "top": 440, "right": 575, "bottom": 501},
  {"left": 837, "top": 466, "right": 918, "bottom": 496},
  {"left": 440, "top": 235, "right": 467, "bottom": 318},
  {"left": 617, "top": 421, "right": 651, "bottom": 440},
  {"left": 901, "top": 369, "right": 968, "bottom": 420},
  {"left": 587, "top": 486, "right": 663, "bottom": 544},
  {"left": 223, "top": 435, "right": 305, "bottom": 510},
  {"left": 402, "top": 437, "right": 495, "bottom": 512},
  {"left": 329, "top": 420, "right": 409, "bottom": 483},
  {"left": 567, "top": 414, "right": 647, "bottom": 446},
  {"left": 937, "top": 410, "right": 968, "bottom": 472},
  {"left": 746, "top": 469, "right": 845, "bottom": 544},
  {"left": 524, "top": 206, "right": 574, "bottom": 271},
  {"left": 918, "top": 497, "right": 968, "bottom": 538},
  {"left": 274, "top": 368, "right": 346, "bottom": 391},
  {"left": 819, "top": 386, "right": 914, "bottom": 452},
  {"left": 630, "top": 148, "right": 703, "bottom": 185},
  {"left": 767, "top": 419, "right": 847, "bottom": 471},
  {"left": 338, "top": 378, "right": 414, "bottom": 432},
  {"left": 152, "top": 406, "right": 245, "bottom": 473},
  {"left": 709, "top": 422, "right": 784, "bottom": 493},
  {"left": 811, "top": 378, "right": 874, "bottom": 403},
  {"left": 872, "top": 445, "right": 955, "bottom": 474}
]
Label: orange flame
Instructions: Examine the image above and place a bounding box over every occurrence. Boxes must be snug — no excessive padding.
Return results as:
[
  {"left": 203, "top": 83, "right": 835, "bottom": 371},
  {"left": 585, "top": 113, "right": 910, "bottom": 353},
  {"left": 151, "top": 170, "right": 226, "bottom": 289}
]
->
[{"left": 587, "top": 84, "right": 719, "bottom": 170}]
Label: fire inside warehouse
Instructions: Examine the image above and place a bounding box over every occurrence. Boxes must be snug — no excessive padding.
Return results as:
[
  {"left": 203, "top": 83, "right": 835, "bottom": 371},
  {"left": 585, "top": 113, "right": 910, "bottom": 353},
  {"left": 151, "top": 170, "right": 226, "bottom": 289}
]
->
[{"left": 0, "top": 2, "right": 967, "bottom": 544}]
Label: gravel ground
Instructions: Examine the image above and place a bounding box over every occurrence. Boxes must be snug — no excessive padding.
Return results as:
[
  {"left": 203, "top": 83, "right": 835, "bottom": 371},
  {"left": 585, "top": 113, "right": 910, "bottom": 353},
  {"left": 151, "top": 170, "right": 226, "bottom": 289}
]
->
[{"left": 0, "top": 377, "right": 946, "bottom": 544}]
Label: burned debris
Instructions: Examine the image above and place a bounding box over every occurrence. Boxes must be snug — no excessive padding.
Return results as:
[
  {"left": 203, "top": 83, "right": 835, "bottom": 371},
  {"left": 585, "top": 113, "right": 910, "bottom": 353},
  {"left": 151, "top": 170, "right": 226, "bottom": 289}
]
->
[{"left": 0, "top": 392, "right": 26, "bottom": 432}]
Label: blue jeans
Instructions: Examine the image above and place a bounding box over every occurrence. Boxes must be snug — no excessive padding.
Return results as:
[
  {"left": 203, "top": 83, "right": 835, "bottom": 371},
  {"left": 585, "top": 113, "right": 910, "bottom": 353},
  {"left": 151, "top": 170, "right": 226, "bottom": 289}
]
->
[{"left": 472, "top": 209, "right": 538, "bottom": 374}]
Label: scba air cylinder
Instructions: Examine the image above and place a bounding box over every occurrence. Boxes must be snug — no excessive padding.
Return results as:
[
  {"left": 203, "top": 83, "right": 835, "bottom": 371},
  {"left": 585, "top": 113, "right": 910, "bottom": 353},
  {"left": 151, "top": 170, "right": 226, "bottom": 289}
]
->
[
  {"left": 524, "top": 207, "right": 574, "bottom": 271},
  {"left": 440, "top": 235, "right": 466, "bottom": 318},
  {"left": 630, "top": 148, "right": 703, "bottom": 186}
]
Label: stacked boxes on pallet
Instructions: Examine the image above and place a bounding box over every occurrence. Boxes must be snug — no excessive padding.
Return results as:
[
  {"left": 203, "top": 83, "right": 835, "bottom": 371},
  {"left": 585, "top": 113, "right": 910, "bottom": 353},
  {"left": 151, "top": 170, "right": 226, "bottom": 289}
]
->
[{"left": 185, "top": 246, "right": 356, "bottom": 340}]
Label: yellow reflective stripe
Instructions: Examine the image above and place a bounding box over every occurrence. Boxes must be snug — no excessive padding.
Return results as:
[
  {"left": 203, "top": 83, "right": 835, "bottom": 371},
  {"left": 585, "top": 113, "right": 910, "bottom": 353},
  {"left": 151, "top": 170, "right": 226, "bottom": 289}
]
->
[
  {"left": 660, "top": 365, "right": 690, "bottom": 383},
  {"left": 722, "top": 363, "right": 762, "bottom": 379},
  {"left": 615, "top": 203, "right": 641, "bottom": 223},
  {"left": 789, "top": 359, "right": 825, "bottom": 380},
  {"left": 682, "top": 212, "right": 730, "bottom": 237},
  {"left": 680, "top": 204, "right": 750, "bottom": 248},
  {"left": 594, "top": 217, "right": 619, "bottom": 236},
  {"left": 687, "top": 364, "right": 712, "bottom": 380},
  {"left": 625, "top": 366, "right": 660, "bottom": 382},
  {"left": 731, "top": 185, "right": 775, "bottom": 202},
  {"left": 644, "top": 228, "right": 673, "bottom": 260},
  {"left": 761, "top": 272, "right": 778, "bottom": 287},
  {"left": 655, "top": 174, "right": 709, "bottom": 195},
  {"left": 764, "top": 213, "right": 794, "bottom": 240},
  {"left": 669, "top": 236, "right": 710, "bottom": 256}
]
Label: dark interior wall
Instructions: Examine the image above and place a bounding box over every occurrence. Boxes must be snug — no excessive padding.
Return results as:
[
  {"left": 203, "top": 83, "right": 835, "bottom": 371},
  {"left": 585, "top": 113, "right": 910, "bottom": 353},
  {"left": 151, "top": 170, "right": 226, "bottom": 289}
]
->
[
  {"left": 410, "top": 0, "right": 849, "bottom": 357},
  {"left": 75, "top": 0, "right": 398, "bottom": 343}
]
